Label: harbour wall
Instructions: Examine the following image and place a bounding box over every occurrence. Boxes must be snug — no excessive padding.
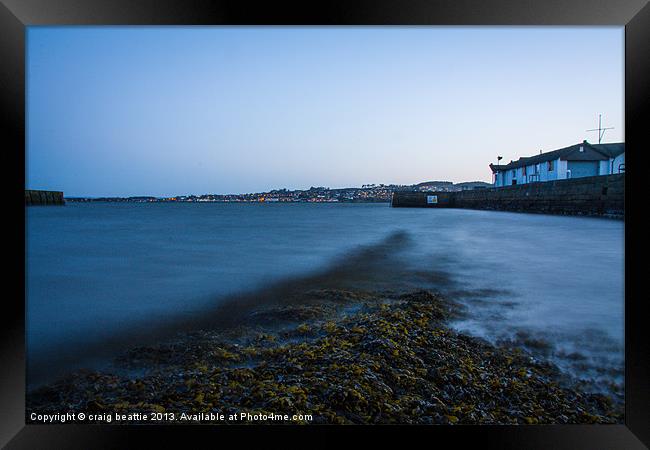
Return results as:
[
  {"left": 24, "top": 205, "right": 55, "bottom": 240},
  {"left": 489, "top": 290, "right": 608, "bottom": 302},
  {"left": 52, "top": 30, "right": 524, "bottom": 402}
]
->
[
  {"left": 25, "top": 190, "right": 65, "bottom": 206},
  {"left": 391, "top": 174, "right": 624, "bottom": 219}
]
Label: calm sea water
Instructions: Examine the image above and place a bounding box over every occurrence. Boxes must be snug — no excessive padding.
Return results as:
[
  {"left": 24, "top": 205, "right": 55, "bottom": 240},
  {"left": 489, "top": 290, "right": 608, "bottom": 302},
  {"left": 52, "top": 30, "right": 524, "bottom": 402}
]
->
[{"left": 26, "top": 203, "right": 624, "bottom": 388}]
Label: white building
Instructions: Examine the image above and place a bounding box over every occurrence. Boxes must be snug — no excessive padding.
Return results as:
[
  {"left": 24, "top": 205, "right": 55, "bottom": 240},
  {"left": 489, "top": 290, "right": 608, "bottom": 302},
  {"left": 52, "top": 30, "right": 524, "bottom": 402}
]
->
[{"left": 490, "top": 141, "right": 624, "bottom": 187}]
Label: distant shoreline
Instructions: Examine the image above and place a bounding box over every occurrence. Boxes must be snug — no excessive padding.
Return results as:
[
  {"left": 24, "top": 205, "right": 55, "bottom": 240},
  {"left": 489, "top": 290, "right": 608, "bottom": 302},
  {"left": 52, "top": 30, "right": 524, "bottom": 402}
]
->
[
  {"left": 61, "top": 181, "right": 492, "bottom": 204},
  {"left": 64, "top": 198, "right": 391, "bottom": 204}
]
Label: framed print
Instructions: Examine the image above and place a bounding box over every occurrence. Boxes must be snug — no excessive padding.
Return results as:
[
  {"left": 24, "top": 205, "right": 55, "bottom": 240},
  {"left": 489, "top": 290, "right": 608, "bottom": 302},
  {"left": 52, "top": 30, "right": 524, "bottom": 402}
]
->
[{"left": 2, "top": 0, "right": 648, "bottom": 448}]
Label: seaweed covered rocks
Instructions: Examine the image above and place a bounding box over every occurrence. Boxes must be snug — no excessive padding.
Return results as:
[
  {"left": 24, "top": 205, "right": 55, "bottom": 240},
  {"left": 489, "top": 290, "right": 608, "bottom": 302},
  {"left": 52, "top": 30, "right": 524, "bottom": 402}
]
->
[{"left": 27, "top": 289, "right": 623, "bottom": 424}]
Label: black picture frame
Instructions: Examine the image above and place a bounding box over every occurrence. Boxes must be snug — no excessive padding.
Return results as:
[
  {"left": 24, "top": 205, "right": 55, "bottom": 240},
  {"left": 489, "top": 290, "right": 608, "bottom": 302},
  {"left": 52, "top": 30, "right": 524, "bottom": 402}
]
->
[{"left": 2, "top": 0, "right": 648, "bottom": 448}]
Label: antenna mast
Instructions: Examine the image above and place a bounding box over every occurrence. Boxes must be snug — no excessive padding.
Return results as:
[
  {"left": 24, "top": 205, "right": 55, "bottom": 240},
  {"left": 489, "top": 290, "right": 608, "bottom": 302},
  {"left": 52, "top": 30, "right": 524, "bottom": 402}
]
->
[{"left": 586, "top": 114, "right": 614, "bottom": 144}]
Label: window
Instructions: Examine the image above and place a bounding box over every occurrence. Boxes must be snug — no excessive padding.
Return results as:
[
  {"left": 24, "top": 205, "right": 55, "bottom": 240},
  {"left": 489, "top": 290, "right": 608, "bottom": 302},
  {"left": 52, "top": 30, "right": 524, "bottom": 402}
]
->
[
  {"left": 522, "top": 165, "right": 527, "bottom": 176},
  {"left": 547, "top": 160, "right": 554, "bottom": 171}
]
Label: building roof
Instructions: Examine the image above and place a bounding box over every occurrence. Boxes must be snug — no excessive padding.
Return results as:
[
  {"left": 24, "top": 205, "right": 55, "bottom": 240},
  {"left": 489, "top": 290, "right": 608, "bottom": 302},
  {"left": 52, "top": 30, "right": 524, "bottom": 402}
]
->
[
  {"left": 489, "top": 164, "right": 508, "bottom": 173},
  {"left": 592, "top": 143, "right": 625, "bottom": 158},
  {"left": 489, "top": 141, "right": 624, "bottom": 173}
]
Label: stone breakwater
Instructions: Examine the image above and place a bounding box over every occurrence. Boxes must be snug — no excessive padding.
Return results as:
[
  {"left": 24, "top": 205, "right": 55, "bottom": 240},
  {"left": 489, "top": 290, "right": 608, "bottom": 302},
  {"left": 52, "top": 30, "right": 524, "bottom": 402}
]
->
[
  {"left": 392, "top": 174, "right": 624, "bottom": 219},
  {"left": 26, "top": 289, "right": 622, "bottom": 425},
  {"left": 25, "top": 190, "right": 64, "bottom": 206}
]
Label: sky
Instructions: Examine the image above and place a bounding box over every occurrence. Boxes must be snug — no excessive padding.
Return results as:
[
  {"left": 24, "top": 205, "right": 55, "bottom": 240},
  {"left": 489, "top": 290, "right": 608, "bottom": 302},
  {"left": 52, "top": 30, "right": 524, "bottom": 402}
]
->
[{"left": 27, "top": 27, "right": 624, "bottom": 197}]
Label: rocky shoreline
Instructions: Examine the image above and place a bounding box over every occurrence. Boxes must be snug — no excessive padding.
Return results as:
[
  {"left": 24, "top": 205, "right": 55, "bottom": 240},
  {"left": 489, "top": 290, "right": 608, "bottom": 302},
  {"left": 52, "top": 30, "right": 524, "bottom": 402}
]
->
[{"left": 26, "top": 289, "right": 623, "bottom": 424}]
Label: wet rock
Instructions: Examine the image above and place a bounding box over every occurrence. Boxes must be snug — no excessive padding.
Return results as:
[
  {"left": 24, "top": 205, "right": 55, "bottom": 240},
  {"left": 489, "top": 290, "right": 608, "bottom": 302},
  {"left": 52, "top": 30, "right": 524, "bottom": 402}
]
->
[{"left": 26, "top": 288, "right": 623, "bottom": 425}]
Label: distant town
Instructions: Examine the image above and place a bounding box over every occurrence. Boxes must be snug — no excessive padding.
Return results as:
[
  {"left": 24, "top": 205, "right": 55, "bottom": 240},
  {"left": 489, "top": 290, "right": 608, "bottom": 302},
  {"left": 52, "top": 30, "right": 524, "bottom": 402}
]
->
[{"left": 65, "top": 181, "right": 491, "bottom": 203}]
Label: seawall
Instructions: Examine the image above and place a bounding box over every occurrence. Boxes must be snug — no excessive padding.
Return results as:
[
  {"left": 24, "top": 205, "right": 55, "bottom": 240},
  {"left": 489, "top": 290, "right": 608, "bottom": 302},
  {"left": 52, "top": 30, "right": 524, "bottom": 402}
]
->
[
  {"left": 25, "top": 190, "right": 65, "bottom": 206},
  {"left": 391, "top": 174, "right": 624, "bottom": 219}
]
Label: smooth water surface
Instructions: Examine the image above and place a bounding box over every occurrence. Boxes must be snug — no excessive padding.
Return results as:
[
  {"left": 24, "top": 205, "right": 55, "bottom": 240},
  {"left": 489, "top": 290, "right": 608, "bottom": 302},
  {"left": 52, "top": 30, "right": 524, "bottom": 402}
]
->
[{"left": 26, "top": 203, "right": 624, "bottom": 387}]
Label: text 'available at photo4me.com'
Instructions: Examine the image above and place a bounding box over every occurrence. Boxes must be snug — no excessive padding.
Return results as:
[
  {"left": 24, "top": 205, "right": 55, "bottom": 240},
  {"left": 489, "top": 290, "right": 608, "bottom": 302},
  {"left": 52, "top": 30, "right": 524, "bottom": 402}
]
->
[{"left": 29, "top": 410, "right": 314, "bottom": 424}]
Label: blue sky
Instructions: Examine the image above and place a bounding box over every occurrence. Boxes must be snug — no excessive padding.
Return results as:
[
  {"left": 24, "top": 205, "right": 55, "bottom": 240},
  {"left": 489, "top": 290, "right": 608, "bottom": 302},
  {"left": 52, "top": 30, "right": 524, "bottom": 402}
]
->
[{"left": 27, "top": 27, "right": 623, "bottom": 197}]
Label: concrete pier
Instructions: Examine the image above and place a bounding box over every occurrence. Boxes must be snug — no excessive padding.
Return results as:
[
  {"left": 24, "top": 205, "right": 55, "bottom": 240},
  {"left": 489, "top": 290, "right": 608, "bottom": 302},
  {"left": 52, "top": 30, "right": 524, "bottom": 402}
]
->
[
  {"left": 392, "top": 174, "right": 624, "bottom": 219},
  {"left": 25, "top": 190, "right": 65, "bottom": 206}
]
